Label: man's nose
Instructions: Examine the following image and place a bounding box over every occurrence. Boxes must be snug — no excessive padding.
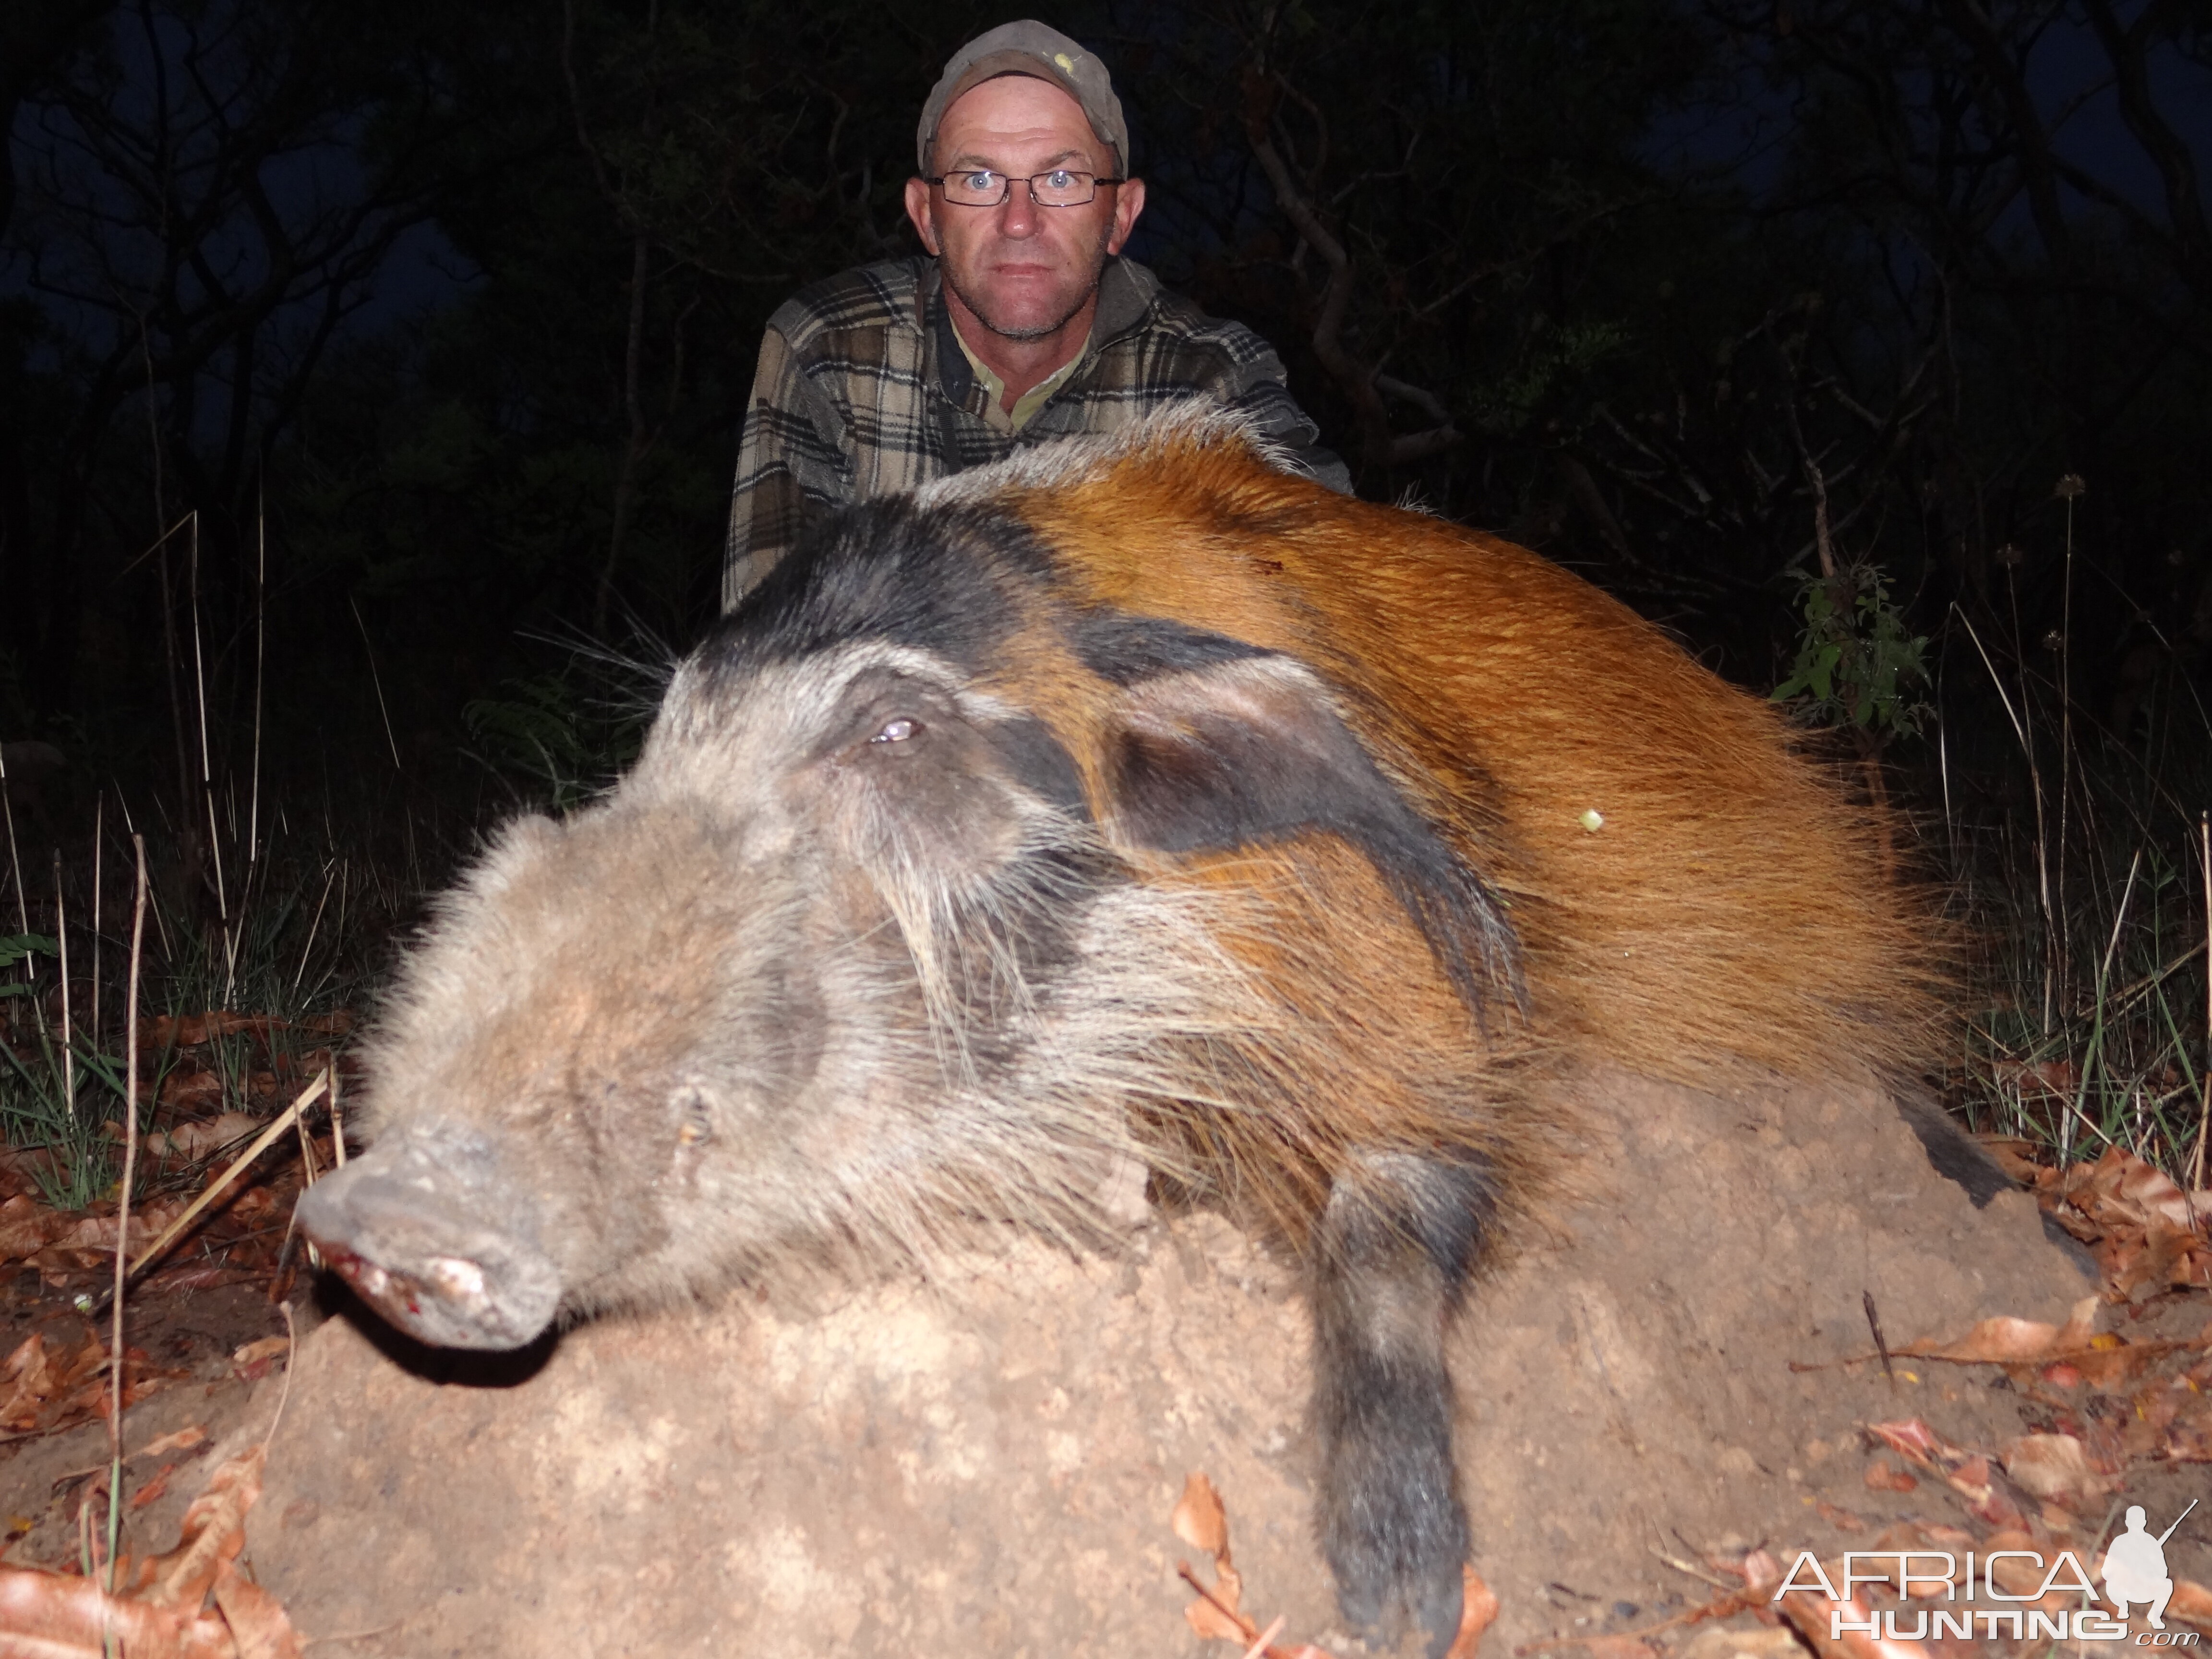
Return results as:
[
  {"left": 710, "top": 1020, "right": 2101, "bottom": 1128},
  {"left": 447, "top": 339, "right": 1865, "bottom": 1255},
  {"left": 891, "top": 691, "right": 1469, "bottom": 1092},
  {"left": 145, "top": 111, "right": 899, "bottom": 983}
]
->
[{"left": 995, "top": 183, "right": 1041, "bottom": 238}]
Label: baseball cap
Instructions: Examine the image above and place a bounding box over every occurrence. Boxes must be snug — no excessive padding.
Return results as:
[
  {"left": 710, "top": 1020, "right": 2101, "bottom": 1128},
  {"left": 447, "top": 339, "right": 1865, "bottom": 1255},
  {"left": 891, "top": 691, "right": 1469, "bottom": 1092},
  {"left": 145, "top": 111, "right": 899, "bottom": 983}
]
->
[{"left": 915, "top": 21, "right": 1129, "bottom": 177}]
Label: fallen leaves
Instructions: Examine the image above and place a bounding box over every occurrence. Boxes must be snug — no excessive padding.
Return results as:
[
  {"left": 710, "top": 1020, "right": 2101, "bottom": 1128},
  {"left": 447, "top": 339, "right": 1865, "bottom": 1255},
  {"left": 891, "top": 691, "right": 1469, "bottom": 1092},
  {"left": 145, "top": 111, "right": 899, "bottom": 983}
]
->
[
  {"left": 0, "top": 1070, "right": 347, "bottom": 1315},
  {"left": 139, "top": 1010, "right": 351, "bottom": 1051},
  {"left": 2030, "top": 1146, "right": 2212, "bottom": 1298},
  {"left": 0, "top": 1445, "right": 302, "bottom": 1657},
  {"left": 0, "top": 1192, "right": 193, "bottom": 1287},
  {"left": 0, "top": 1328, "right": 181, "bottom": 1437},
  {"left": 1863, "top": 1419, "right": 2029, "bottom": 1530},
  {"left": 1174, "top": 1473, "right": 1299, "bottom": 1655}
]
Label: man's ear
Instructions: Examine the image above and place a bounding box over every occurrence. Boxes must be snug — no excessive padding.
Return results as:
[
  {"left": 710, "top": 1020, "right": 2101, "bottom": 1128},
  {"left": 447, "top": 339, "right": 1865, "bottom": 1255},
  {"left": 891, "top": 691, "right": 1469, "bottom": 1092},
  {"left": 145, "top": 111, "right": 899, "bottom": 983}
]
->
[
  {"left": 1106, "top": 176, "right": 1146, "bottom": 255},
  {"left": 1100, "top": 651, "right": 1520, "bottom": 1023},
  {"left": 902, "top": 177, "right": 940, "bottom": 253}
]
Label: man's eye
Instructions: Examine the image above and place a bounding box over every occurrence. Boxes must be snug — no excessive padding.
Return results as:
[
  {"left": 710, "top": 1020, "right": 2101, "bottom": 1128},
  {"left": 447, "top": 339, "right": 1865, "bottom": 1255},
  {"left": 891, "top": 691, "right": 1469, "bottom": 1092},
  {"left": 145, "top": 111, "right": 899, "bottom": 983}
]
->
[
  {"left": 1043, "top": 169, "right": 1078, "bottom": 190},
  {"left": 959, "top": 171, "right": 1000, "bottom": 192}
]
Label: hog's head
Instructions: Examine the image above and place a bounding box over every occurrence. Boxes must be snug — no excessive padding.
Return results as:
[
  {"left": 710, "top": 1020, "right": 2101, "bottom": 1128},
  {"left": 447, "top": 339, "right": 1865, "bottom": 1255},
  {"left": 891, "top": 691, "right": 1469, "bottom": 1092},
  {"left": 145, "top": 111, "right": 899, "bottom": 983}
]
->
[
  {"left": 297, "top": 542, "right": 1140, "bottom": 1346},
  {"left": 296, "top": 476, "right": 1515, "bottom": 1351}
]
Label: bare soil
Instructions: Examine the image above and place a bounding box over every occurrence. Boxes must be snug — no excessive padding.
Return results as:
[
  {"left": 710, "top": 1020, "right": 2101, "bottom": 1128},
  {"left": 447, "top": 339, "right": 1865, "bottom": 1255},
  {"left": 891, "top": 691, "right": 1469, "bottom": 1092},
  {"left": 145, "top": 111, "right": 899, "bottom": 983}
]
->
[{"left": 5, "top": 1069, "right": 2193, "bottom": 1658}]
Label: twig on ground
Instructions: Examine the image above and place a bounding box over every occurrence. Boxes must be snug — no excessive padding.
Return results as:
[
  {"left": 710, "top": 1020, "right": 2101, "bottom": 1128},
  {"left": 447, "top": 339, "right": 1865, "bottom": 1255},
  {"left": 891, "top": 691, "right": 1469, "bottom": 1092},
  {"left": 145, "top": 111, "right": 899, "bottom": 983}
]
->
[{"left": 88, "top": 1071, "right": 329, "bottom": 1314}]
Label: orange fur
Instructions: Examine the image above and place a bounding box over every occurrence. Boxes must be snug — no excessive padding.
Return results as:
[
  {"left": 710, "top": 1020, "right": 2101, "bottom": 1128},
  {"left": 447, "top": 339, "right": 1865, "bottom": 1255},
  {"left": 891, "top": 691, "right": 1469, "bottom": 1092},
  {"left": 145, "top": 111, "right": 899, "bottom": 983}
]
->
[{"left": 1005, "top": 424, "right": 1947, "bottom": 1100}]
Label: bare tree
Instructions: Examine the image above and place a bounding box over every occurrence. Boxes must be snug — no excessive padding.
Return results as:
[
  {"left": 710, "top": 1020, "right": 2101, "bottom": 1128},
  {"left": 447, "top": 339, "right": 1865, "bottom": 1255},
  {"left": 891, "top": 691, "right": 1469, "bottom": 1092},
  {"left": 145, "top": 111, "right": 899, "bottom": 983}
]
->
[{"left": 6, "top": 0, "right": 467, "bottom": 717}]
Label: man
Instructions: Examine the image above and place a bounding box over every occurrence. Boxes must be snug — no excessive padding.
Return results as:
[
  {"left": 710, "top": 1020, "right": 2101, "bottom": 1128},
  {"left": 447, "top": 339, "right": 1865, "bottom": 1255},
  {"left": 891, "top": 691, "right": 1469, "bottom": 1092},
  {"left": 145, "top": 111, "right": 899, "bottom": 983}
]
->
[{"left": 721, "top": 20, "right": 1347, "bottom": 610}]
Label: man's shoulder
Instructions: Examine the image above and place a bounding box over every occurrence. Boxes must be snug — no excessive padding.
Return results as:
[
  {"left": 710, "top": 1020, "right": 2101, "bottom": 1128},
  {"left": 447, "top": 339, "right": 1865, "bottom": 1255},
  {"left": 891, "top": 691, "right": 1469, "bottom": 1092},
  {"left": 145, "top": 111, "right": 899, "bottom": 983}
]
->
[
  {"left": 769, "top": 257, "right": 933, "bottom": 351},
  {"left": 1098, "top": 259, "right": 1284, "bottom": 370}
]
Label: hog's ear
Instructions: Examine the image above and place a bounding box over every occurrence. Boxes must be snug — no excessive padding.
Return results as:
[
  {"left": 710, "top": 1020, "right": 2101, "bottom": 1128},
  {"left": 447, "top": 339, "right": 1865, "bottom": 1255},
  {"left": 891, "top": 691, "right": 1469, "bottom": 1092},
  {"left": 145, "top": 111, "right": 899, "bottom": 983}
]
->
[
  {"left": 466, "top": 814, "right": 563, "bottom": 899},
  {"left": 1105, "top": 655, "right": 1396, "bottom": 854},
  {"left": 1100, "top": 655, "right": 1523, "bottom": 1023}
]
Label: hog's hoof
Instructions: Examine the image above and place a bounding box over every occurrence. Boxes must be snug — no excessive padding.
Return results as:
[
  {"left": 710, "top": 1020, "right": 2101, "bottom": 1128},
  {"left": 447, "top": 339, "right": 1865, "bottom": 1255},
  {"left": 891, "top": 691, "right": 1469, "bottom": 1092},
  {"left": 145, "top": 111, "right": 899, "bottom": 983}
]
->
[
  {"left": 1325, "top": 1514, "right": 1467, "bottom": 1659},
  {"left": 1333, "top": 1565, "right": 1464, "bottom": 1659}
]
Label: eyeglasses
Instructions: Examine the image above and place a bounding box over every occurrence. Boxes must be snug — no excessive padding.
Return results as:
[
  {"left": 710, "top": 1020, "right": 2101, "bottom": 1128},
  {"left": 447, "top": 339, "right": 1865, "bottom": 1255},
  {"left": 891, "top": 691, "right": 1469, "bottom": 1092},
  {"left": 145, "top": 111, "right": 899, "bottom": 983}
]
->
[{"left": 926, "top": 169, "right": 1125, "bottom": 208}]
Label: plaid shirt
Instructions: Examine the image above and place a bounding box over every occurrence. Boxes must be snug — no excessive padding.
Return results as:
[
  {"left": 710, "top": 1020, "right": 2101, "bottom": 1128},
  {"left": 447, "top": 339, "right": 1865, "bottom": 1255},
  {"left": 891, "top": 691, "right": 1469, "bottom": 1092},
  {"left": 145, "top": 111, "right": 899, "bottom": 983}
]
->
[{"left": 721, "top": 254, "right": 1349, "bottom": 609}]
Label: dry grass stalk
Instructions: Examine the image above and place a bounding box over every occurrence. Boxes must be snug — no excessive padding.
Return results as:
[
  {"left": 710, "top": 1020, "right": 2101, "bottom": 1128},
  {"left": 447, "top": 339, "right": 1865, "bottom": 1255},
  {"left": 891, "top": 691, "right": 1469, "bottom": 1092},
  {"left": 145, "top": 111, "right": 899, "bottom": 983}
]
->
[
  {"left": 120, "top": 1071, "right": 328, "bottom": 1287},
  {"left": 52, "top": 851, "right": 74, "bottom": 1133},
  {"left": 2197, "top": 815, "right": 2210, "bottom": 1191},
  {"left": 108, "top": 832, "right": 148, "bottom": 1587}
]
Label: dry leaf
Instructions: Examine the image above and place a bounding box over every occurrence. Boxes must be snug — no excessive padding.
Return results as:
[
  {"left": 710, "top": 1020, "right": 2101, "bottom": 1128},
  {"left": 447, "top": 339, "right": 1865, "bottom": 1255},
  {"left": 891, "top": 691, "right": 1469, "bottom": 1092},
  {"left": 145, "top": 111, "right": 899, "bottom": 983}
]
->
[
  {"left": 1772, "top": 1578, "right": 1930, "bottom": 1659},
  {"left": 1443, "top": 1565, "right": 1501, "bottom": 1659},
  {"left": 2170, "top": 1578, "right": 2212, "bottom": 1635},
  {"left": 149, "top": 1113, "right": 260, "bottom": 1162},
  {"left": 144, "top": 1011, "right": 281, "bottom": 1049},
  {"left": 1998, "top": 1433, "right": 2106, "bottom": 1504},
  {"left": 144, "top": 1446, "right": 264, "bottom": 1609},
  {"left": 0, "top": 1194, "right": 68, "bottom": 1263},
  {"left": 1679, "top": 1626, "right": 1804, "bottom": 1659},
  {"left": 1862, "top": 1461, "right": 1916, "bottom": 1493},
  {"left": 1174, "top": 1473, "right": 1230, "bottom": 1558},
  {"left": 212, "top": 1565, "right": 305, "bottom": 1659},
  {"left": 0, "top": 1443, "right": 299, "bottom": 1657},
  {"left": 131, "top": 1426, "right": 207, "bottom": 1463},
  {"left": 1893, "top": 1297, "right": 2098, "bottom": 1367},
  {"left": 156, "top": 1070, "right": 226, "bottom": 1112},
  {"left": 1185, "top": 1585, "right": 1252, "bottom": 1645},
  {"left": 0, "top": 1335, "right": 55, "bottom": 1431},
  {"left": 0, "top": 1568, "right": 231, "bottom": 1658},
  {"left": 2073, "top": 1148, "right": 2211, "bottom": 1232},
  {"left": 1863, "top": 1419, "right": 1944, "bottom": 1465}
]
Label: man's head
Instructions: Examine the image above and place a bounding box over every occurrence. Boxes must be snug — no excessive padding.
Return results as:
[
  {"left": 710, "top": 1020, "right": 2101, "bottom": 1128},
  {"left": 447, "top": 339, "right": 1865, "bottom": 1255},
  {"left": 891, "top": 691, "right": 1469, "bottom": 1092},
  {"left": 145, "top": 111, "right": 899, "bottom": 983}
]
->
[
  {"left": 914, "top": 20, "right": 1128, "bottom": 179},
  {"left": 903, "top": 23, "right": 1145, "bottom": 345}
]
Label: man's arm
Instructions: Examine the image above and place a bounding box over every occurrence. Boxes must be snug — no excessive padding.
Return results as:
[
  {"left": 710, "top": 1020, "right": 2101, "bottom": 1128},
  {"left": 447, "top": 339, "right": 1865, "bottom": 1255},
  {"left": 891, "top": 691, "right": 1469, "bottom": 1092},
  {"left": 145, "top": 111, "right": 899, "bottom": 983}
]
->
[
  {"left": 723, "top": 324, "right": 851, "bottom": 612},
  {"left": 1166, "top": 306, "right": 1350, "bottom": 493}
]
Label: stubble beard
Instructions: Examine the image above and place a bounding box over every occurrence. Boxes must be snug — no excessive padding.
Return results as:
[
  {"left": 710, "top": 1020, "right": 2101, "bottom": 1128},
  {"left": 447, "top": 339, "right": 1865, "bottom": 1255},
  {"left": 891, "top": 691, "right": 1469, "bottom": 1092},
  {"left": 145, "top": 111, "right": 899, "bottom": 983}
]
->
[{"left": 940, "top": 220, "right": 1114, "bottom": 342}]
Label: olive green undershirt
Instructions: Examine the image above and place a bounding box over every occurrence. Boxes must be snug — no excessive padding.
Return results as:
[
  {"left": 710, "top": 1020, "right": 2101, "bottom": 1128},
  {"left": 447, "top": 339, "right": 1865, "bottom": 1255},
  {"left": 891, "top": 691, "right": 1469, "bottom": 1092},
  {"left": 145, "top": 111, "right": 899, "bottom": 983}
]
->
[{"left": 950, "top": 320, "right": 1092, "bottom": 434}]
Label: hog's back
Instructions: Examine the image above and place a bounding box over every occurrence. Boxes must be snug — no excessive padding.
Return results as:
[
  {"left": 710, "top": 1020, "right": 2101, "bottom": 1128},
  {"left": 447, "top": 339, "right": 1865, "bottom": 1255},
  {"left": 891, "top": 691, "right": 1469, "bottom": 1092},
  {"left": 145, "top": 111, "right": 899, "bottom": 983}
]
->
[{"left": 1011, "top": 435, "right": 1944, "bottom": 1092}]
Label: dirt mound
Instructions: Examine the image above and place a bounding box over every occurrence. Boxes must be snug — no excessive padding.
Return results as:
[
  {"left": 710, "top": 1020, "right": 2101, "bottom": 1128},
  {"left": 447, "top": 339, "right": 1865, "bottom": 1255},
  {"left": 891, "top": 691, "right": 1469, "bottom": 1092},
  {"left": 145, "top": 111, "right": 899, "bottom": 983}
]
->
[{"left": 239, "top": 1072, "right": 2097, "bottom": 1656}]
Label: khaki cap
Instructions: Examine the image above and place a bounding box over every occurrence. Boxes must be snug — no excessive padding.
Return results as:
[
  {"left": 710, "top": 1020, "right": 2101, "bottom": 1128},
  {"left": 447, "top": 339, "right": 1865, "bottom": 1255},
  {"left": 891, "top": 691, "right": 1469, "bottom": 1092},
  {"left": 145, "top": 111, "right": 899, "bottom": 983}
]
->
[{"left": 915, "top": 21, "right": 1129, "bottom": 177}]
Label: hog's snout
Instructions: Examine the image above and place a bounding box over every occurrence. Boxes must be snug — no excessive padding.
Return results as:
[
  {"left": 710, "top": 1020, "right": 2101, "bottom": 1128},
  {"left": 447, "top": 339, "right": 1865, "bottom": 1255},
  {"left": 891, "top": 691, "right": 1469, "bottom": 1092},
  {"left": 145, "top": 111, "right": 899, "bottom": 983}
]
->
[{"left": 294, "top": 1130, "right": 561, "bottom": 1351}]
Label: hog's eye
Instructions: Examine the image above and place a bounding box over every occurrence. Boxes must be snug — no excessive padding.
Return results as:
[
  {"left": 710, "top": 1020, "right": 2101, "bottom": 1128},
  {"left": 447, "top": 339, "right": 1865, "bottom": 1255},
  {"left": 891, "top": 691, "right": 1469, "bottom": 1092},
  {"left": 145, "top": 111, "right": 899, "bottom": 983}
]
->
[
  {"left": 675, "top": 1089, "right": 713, "bottom": 1148},
  {"left": 870, "top": 717, "right": 919, "bottom": 744}
]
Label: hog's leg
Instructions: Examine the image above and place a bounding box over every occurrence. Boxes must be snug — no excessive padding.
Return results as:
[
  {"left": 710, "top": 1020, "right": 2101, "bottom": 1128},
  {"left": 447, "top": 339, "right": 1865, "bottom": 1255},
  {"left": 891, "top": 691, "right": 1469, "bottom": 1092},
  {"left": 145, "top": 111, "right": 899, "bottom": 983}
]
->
[{"left": 1312, "top": 1150, "right": 1492, "bottom": 1659}]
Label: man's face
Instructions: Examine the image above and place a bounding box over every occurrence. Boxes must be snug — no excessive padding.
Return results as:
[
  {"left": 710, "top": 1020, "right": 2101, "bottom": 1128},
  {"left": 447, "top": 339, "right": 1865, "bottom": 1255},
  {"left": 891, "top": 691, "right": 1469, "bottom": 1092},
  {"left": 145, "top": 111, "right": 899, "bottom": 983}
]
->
[{"left": 902, "top": 75, "right": 1145, "bottom": 341}]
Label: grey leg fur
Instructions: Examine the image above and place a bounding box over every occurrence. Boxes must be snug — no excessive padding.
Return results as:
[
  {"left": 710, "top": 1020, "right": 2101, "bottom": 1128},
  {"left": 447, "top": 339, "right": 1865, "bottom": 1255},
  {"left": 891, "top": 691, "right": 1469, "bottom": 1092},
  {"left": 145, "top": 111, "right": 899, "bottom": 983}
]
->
[{"left": 1312, "top": 1152, "right": 1493, "bottom": 1659}]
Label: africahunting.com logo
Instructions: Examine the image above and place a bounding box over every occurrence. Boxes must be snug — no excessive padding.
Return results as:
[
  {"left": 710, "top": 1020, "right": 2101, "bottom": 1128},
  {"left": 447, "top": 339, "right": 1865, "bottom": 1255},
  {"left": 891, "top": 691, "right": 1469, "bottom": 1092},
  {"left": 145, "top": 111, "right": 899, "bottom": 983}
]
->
[{"left": 1773, "top": 1500, "right": 2199, "bottom": 1644}]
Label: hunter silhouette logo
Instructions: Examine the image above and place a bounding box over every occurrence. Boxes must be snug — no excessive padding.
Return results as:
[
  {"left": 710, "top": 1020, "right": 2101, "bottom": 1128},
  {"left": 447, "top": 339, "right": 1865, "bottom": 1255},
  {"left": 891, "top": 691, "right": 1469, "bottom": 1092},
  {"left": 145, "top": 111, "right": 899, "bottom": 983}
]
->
[
  {"left": 2107, "top": 1502, "right": 2197, "bottom": 1631},
  {"left": 1775, "top": 1500, "right": 2200, "bottom": 1644}
]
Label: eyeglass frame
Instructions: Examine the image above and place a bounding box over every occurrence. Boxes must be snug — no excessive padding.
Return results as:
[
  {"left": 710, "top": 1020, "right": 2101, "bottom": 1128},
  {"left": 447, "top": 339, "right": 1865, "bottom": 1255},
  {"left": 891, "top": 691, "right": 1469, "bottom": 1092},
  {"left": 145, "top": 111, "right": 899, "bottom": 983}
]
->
[{"left": 924, "top": 169, "right": 1128, "bottom": 209}]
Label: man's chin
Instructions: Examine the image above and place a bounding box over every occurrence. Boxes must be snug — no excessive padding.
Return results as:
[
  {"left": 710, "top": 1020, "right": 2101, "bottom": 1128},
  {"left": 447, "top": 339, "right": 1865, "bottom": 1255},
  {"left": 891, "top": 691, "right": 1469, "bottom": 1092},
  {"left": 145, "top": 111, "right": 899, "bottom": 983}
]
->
[
  {"left": 974, "top": 314, "right": 1074, "bottom": 342},
  {"left": 946, "top": 271, "right": 1099, "bottom": 343}
]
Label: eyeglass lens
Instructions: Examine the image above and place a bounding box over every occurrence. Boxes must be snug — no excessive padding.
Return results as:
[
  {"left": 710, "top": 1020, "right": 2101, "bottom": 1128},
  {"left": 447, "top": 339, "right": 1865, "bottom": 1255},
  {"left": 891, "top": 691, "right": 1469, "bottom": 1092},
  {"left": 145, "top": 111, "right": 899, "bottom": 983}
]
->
[{"left": 938, "top": 170, "right": 1104, "bottom": 207}]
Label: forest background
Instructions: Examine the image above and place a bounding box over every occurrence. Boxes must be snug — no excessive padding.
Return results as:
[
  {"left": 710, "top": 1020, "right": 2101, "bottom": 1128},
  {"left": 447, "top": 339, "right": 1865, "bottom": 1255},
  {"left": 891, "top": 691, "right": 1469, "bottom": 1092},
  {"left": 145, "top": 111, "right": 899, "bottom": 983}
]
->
[{"left": 3, "top": 0, "right": 2210, "bottom": 1169}]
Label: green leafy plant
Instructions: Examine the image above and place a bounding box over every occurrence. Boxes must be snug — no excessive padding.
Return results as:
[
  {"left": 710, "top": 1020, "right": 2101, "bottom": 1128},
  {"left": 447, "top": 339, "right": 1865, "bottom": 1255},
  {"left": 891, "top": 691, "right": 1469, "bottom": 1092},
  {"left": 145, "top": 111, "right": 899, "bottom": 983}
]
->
[
  {"left": 1771, "top": 562, "right": 1931, "bottom": 737},
  {"left": 461, "top": 641, "right": 668, "bottom": 812},
  {"left": 0, "top": 932, "right": 59, "bottom": 998}
]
